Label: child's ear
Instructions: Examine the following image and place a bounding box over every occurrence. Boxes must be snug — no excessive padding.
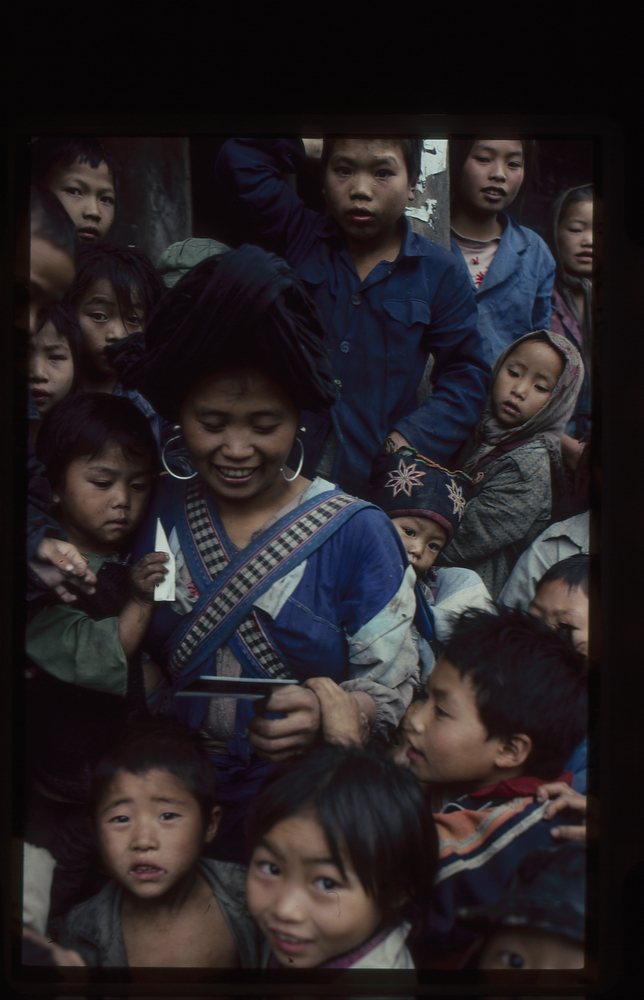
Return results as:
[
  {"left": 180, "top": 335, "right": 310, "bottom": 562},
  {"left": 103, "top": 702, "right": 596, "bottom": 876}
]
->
[
  {"left": 495, "top": 733, "right": 532, "bottom": 771},
  {"left": 203, "top": 805, "right": 222, "bottom": 844}
]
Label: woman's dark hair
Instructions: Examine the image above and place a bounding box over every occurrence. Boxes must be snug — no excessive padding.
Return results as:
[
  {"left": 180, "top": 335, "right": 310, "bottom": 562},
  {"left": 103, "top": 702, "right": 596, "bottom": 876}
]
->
[
  {"left": 31, "top": 136, "right": 118, "bottom": 187},
  {"left": 321, "top": 136, "right": 423, "bottom": 186},
  {"left": 30, "top": 183, "right": 78, "bottom": 260},
  {"left": 443, "top": 608, "right": 587, "bottom": 780},
  {"left": 33, "top": 301, "right": 83, "bottom": 393},
  {"left": 116, "top": 245, "right": 339, "bottom": 423},
  {"left": 36, "top": 391, "right": 159, "bottom": 492},
  {"left": 536, "top": 554, "right": 589, "bottom": 598},
  {"left": 247, "top": 745, "right": 438, "bottom": 927},
  {"left": 66, "top": 243, "right": 165, "bottom": 327},
  {"left": 449, "top": 138, "right": 539, "bottom": 215},
  {"left": 90, "top": 717, "right": 218, "bottom": 831}
]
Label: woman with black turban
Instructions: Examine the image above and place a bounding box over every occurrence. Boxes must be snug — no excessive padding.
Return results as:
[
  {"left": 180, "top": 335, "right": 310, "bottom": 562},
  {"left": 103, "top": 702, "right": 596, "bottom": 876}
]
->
[{"left": 116, "top": 245, "right": 419, "bottom": 863}]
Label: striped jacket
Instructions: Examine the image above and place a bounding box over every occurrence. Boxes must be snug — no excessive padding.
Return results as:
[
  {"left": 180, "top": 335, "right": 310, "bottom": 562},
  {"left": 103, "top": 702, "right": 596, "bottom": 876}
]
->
[{"left": 424, "top": 772, "right": 573, "bottom": 962}]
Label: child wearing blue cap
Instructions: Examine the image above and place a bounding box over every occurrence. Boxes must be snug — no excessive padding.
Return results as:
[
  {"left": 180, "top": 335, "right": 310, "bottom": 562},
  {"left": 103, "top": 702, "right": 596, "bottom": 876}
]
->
[{"left": 369, "top": 443, "right": 493, "bottom": 681}]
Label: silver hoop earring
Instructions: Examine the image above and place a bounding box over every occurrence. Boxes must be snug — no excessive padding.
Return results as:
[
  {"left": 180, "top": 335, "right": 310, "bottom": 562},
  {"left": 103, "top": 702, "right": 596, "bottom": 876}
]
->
[
  {"left": 161, "top": 426, "right": 199, "bottom": 480},
  {"left": 281, "top": 437, "right": 304, "bottom": 482}
]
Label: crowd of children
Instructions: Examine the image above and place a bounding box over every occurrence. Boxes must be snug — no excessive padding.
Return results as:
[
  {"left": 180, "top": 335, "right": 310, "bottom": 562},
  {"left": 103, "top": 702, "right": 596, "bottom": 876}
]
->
[{"left": 17, "top": 133, "right": 595, "bottom": 975}]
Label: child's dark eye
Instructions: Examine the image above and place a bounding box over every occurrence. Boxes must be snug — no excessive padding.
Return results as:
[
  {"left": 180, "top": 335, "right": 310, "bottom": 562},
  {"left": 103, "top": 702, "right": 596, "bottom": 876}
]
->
[
  {"left": 254, "top": 424, "right": 280, "bottom": 435},
  {"left": 535, "top": 384, "right": 550, "bottom": 393},
  {"left": 258, "top": 860, "right": 280, "bottom": 876},
  {"left": 335, "top": 166, "right": 351, "bottom": 176},
  {"left": 64, "top": 186, "right": 81, "bottom": 196},
  {"left": 49, "top": 354, "right": 69, "bottom": 362},
  {"left": 435, "top": 704, "right": 448, "bottom": 718},
  {"left": 131, "top": 482, "right": 150, "bottom": 492},
  {"left": 200, "top": 423, "right": 224, "bottom": 433},
  {"left": 89, "top": 312, "right": 107, "bottom": 322},
  {"left": 101, "top": 196, "right": 115, "bottom": 205},
  {"left": 403, "top": 527, "right": 416, "bottom": 538},
  {"left": 92, "top": 481, "right": 112, "bottom": 489},
  {"left": 108, "top": 814, "right": 129, "bottom": 824},
  {"left": 316, "top": 876, "right": 339, "bottom": 891},
  {"left": 507, "top": 368, "right": 519, "bottom": 378},
  {"left": 375, "top": 169, "right": 394, "bottom": 178},
  {"left": 160, "top": 812, "right": 179, "bottom": 821}
]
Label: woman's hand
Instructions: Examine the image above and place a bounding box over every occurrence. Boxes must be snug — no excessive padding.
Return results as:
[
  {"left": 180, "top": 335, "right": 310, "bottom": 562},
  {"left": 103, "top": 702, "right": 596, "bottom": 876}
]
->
[
  {"left": 130, "top": 552, "right": 169, "bottom": 606},
  {"left": 535, "top": 781, "right": 596, "bottom": 842},
  {"left": 28, "top": 538, "right": 97, "bottom": 603},
  {"left": 246, "top": 684, "right": 321, "bottom": 762},
  {"left": 303, "top": 677, "right": 369, "bottom": 747}
]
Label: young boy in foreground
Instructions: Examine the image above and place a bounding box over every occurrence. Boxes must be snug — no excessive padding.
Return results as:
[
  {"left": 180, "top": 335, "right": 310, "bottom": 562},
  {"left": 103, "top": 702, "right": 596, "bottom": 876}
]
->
[
  {"left": 59, "top": 719, "right": 258, "bottom": 967},
  {"left": 214, "top": 136, "right": 491, "bottom": 497},
  {"left": 393, "top": 607, "right": 587, "bottom": 966}
]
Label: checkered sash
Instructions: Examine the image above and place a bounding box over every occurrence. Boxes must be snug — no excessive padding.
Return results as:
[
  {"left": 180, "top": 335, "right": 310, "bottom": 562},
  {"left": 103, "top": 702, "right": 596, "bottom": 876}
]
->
[{"left": 168, "top": 480, "right": 369, "bottom": 681}]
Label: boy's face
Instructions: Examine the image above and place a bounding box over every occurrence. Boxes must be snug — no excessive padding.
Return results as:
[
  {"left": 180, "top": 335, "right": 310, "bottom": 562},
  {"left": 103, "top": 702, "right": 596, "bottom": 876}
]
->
[
  {"left": 76, "top": 279, "right": 144, "bottom": 377},
  {"left": 28, "top": 321, "right": 74, "bottom": 416},
  {"left": 246, "top": 811, "right": 381, "bottom": 968},
  {"left": 391, "top": 515, "right": 448, "bottom": 576},
  {"left": 47, "top": 157, "right": 115, "bottom": 243},
  {"left": 324, "top": 139, "right": 416, "bottom": 246},
  {"left": 492, "top": 341, "right": 564, "bottom": 428},
  {"left": 478, "top": 927, "right": 585, "bottom": 969},
  {"left": 395, "top": 656, "right": 507, "bottom": 789},
  {"left": 457, "top": 140, "right": 524, "bottom": 216},
  {"left": 529, "top": 580, "right": 589, "bottom": 658},
  {"left": 96, "top": 768, "right": 219, "bottom": 903},
  {"left": 53, "top": 444, "right": 152, "bottom": 556}
]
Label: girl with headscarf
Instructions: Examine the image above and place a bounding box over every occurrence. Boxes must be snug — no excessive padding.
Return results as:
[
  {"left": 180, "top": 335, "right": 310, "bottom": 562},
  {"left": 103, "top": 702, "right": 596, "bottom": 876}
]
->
[
  {"left": 547, "top": 185, "right": 595, "bottom": 470},
  {"left": 438, "top": 331, "right": 584, "bottom": 600},
  {"left": 113, "top": 245, "right": 419, "bottom": 863}
]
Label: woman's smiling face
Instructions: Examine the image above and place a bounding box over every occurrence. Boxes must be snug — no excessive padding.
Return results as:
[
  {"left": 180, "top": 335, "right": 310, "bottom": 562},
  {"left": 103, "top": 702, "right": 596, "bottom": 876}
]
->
[{"left": 179, "top": 370, "right": 300, "bottom": 503}]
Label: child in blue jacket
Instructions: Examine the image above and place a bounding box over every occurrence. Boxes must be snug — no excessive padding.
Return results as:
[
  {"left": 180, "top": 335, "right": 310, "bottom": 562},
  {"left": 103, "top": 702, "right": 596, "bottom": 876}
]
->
[
  {"left": 449, "top": 139, "right": 556, "bottom": 367},
  {"left": 215, "top": 137, "right": 491, "bottom": 498}
]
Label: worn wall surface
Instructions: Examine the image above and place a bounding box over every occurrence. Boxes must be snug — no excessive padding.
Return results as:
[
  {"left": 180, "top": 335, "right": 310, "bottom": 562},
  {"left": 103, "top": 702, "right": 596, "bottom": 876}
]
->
[
  {"left": 99, "top": 137, "right": 192, "bottom": 266},
  {"left": 405, "top": 140, "right": 450, "bottom": 403}
]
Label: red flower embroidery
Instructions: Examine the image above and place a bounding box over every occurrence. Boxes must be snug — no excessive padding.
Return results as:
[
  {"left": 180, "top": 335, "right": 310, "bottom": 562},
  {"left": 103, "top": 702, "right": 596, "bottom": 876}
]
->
[{"left": 474, "top": 270, "right": 486, "bottom": 288}]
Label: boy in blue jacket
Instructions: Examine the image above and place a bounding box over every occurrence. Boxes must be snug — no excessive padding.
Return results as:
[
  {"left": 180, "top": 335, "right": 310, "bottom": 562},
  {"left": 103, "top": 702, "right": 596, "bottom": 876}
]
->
[{"left": 215, "top": 137, "right": 491, "bottom": 498}]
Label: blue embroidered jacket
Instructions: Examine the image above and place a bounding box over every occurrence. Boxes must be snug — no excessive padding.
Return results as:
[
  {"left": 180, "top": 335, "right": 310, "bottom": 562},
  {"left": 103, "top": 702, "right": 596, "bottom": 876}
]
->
[{"left": 215, "top": 138, "right": 491, "bottom": 497}]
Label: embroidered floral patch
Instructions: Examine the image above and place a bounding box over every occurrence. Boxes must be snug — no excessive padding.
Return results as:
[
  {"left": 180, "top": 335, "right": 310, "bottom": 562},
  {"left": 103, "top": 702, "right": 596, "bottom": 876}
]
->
[
  {"left": 385, "top": 459, "right": 427, "bottom": 497},
  {"left": 447, "top": 479, "right": 467, "bottom": 519}
]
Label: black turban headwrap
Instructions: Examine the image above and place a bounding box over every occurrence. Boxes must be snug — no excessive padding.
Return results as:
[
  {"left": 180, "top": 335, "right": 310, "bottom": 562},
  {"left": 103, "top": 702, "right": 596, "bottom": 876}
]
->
[{"left": 106, "top": 244, "right": 339, "bottom": 424}]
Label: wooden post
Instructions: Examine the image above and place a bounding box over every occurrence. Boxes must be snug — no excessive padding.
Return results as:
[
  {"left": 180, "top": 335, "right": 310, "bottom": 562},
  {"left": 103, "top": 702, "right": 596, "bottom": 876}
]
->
[
  {"left": 98, "top": 137, "right": 192, "bottom": 266},
  {"left": 405, "top": 140, "right": 450, "bottom": 405}
]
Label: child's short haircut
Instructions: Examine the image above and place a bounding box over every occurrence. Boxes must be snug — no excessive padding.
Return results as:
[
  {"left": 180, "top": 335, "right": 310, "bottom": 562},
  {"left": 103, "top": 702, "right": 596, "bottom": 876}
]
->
[
  {"left": 443, "top": 608, "right": 587, "bottom": 780},
  {"left": 30, "top": 183, "right": 77, "bottom": 260},
  {"left": 31, "top": 137, "right": 118, "bottom": 186},
  {"left": 66, "top": 243, "right": 165, "bottom": 323},
  {"left": 91, "top": 717, "right": 218, "bottom": 830},
  {"left": 536, "top": 555, "right": 589, "bottom": 598},
  {"left": 36, "top": 392, "right": 159, "bottom": 492},
  {"left": 321, "top": 136, "right": 422, "bottom": 186},
  {"left": 247, "top": 745, "right": 438, "bottom": 926}
]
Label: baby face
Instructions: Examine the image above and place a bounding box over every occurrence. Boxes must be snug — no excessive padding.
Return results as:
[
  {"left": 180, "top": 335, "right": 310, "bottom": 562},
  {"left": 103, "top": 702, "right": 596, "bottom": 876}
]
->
[
  {"left": 557, "top": 199, "right": 594, "bottom": 278},
  {"left": 492, "top": 340, "right": 564, "bottom": 428},
  {"left": 391, "top": 515, "right": 448, "bottom": 576},
  {"left": 528, "top": 579, "right": 589, "bottom": 658},
  {"left": 96, "top": 768, "right": 219, "bottom": 903},
  {"left": 28, "top": 321, "right": 74, "bottom": 416},
  {"left": 246, "top": 811, "right": 381, "bottom": 968}
]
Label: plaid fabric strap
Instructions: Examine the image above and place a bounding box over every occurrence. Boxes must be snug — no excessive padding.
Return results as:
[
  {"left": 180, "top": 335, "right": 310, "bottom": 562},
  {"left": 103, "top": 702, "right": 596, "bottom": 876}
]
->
[{"left": 169, "top": 481, "right": 359, "bottom": 680}]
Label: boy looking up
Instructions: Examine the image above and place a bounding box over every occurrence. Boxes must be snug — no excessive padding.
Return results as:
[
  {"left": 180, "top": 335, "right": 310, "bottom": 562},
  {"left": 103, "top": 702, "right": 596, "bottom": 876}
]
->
[
  {"left": 59, "top": 719, "right": 258, "bottom": 967},
  {"left": 32, "top": 137, "right": 117, "bottom": 244},
  {"left": 393, "top": 607, "right": 586, "bottom": 966},
  {"left": 215, "top": 137, "right": 491, "bottom": 498}
]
